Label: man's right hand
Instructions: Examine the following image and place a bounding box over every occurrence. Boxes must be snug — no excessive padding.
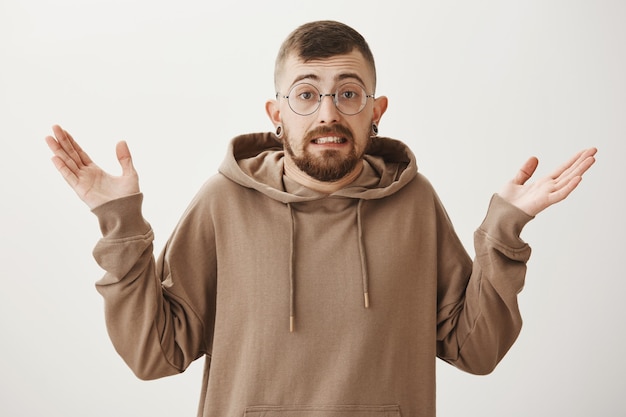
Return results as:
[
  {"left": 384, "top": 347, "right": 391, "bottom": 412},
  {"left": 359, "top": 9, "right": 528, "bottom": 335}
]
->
[{"left": 45, "top": 125, "right": 140, "bottom": 210}]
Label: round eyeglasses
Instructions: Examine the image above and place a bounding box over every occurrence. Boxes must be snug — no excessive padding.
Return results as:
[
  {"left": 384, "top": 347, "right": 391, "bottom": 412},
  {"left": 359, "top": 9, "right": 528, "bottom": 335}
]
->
[{"left": 276, "top": 82, "right": 375, "bottom": 116}]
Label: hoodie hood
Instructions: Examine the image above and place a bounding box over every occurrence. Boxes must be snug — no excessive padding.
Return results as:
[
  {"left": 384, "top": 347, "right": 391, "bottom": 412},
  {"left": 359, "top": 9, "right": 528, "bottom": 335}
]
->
[
  {"left": 218, "top": 132, "right": 419, "bottom": 331},
  {"left": 218, "top": 132, "right": 418, "bottom": 203}
]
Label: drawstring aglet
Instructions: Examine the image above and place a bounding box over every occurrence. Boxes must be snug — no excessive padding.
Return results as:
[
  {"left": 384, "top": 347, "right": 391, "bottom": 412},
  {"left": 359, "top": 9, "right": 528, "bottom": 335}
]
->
[
  {"left": 364, "top": 292, "right": 370, "bottom": 309},
  {"left": 290, "top": 315, "right": 295, "bottom": 332}
]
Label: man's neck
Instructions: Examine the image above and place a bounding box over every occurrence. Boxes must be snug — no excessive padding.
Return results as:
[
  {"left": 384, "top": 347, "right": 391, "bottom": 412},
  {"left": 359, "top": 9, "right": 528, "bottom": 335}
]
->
[{"left": 283, "top": 157, "right": 364, "bottom": 194}]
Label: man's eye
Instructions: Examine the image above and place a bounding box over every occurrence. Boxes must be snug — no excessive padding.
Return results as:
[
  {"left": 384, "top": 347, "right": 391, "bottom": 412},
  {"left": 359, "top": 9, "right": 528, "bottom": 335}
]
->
[
  {"left": 298, "top": 92, "right": 314, "bottom": 100},
  {"left": 339, "top": 89, "right": 361, "bottom": 100}
]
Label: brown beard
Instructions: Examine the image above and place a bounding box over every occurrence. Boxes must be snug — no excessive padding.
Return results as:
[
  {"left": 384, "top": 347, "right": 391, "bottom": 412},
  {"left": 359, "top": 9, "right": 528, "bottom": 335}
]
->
[{"left": 283, "top": 125, "right": 362, "bottom": 182}]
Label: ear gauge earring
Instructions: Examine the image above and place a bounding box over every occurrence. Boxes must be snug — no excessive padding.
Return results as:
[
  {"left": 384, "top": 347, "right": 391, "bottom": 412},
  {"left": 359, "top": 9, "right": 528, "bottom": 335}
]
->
[
  {"left": 275, "top": 125, "right": 284, "bottom": 139},
  {"left": 370, "top": 122, "right": 379, "bottom": 138}
]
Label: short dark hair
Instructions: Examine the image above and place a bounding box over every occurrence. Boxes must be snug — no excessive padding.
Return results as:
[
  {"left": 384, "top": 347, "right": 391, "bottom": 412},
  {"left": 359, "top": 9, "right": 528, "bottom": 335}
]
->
[{"left": 274, "top": 20, "right": 377, "bottom": 91}]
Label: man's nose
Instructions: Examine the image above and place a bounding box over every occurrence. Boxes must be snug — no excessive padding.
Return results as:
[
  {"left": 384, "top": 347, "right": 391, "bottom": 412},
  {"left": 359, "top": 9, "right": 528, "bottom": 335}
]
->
[{"left": 316, "top": 93, "right": 341, "bottom": 122}]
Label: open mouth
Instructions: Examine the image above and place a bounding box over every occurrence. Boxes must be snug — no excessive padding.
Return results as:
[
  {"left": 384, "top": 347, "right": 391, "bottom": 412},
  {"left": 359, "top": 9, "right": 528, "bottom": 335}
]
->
[{"left": 311, "top": 136, "right": 347, "bottom": 145}]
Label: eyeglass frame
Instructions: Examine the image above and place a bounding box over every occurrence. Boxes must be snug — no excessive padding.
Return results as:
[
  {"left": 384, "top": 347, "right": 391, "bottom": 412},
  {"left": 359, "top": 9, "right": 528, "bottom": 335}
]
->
[{"left": 276, "top": 82, "right": 376, "bottom": 116}]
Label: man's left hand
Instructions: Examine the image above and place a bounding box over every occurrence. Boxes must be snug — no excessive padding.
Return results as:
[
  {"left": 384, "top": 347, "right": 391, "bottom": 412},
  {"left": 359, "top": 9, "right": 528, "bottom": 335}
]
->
[{"left": 499, "top": 147, "right": 597, "bottom": 216}]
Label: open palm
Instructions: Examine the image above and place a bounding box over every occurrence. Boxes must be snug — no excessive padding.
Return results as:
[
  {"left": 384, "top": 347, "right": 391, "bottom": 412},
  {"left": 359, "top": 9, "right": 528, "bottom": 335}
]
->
[
  {"left": 45, "top": 125, "right": 140, "bottom": 209},
  {"left": 499, "top": 147, "right": 597, "bottom": 217}
]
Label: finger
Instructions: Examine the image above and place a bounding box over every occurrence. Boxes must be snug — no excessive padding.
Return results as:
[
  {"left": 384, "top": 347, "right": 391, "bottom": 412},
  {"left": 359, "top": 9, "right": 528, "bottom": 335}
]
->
[
  {"left": 52, "top": 124, "right": 85, "bottom": 168},
  {"left": 44, "top": 134, "right": 60, "bottom": 153},
  {"left": 553, "top": 154, "right": 596, "bottom": 192},
  {"left": 550, "top": 147, "right": 597, "bottom": 181},
  {"left": 45, "top": 134, "right": 81, "bottom": 174},
  {"left": 564, "top": 151, "right": 596, "bottom": 181},
  {"left": 548, "top": 176, "right": 583, "bottom": 206},
  {"left": 64, "top": 129, "right": 93, "bottom": 166},
  {"left": 511, "top": 156, "right": 539, "bottom": 185},
  {"left": 115, "top": 141, "right": 136, "bottom": 176},
  {"left": 571, "top": 148, "right": 597, "bottom": 177},
  {"left": 49, "top": 154, "right": 80, "bottom": 187}
]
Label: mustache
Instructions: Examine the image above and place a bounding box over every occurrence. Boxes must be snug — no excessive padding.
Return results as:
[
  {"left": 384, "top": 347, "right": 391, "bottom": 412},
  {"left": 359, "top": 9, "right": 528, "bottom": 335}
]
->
[{"left": 303, "top": 125, "right": 354, "bottom": 142}]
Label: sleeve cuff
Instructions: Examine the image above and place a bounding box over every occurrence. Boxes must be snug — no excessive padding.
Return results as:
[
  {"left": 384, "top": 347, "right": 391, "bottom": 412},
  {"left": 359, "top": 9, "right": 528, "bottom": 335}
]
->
[
  {"left": 478, "top": 194, "right": 534, "bottom": 247},
  {"left": 91, "top": 193, "right": 151, "bottom": 239}
]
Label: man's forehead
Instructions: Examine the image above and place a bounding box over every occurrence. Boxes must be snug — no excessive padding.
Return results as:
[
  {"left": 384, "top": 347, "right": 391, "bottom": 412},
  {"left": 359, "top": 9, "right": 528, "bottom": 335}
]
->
[{"left": 280, "top": 51, "right": 374, "bottom": 89}]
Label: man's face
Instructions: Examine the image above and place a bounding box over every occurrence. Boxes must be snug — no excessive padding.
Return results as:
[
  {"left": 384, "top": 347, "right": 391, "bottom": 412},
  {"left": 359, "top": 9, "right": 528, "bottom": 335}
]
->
[{"left": 268, "top": 50, "right": 386, "bottom": 183}]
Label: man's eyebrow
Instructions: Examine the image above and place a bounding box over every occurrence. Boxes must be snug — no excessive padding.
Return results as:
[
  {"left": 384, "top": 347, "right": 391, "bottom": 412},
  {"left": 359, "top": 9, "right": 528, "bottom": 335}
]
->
[
  {"left": 290, "top": 73, "right": 320, "bottom": 87},
  {"left": 335, "top": 72, "right": 366, "bottom": 87},
  {"left": 289, "top": 72, "right": 367, "bottom": 89}
]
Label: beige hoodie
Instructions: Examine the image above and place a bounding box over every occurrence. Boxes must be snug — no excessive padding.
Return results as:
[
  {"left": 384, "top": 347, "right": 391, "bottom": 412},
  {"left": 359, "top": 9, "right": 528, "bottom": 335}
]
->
[{"left": 92, "top": 133, "right": 533, "bottom": 417}]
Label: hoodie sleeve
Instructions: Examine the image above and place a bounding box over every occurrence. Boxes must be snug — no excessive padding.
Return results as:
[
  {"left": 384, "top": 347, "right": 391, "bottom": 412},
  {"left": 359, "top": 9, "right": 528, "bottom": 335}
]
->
[
  {"left": 436, "top": 193, "right": 533, "bottom": 375},
  {"left": 91, "top": 190, "right": 216, "bottom": 380}
]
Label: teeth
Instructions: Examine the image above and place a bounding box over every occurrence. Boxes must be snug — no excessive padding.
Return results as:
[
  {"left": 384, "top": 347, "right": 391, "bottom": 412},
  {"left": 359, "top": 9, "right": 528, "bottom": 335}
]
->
[{"left": 313, "top": 136, "right": 345, "bottom": 144}]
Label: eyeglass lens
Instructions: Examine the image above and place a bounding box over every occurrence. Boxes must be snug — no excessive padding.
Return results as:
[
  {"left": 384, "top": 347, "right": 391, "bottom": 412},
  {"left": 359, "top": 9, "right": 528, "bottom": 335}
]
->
[{"left": 287, "top": 83, "right": 369, "bottom": 116}]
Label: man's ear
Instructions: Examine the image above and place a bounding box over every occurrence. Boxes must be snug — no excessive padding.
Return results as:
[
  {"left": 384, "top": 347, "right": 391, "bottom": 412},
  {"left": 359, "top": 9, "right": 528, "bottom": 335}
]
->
[
  {"left": 372, "top": 95, "right": 388, "bottom": 125},
  {"left": 265, "top": 99, "right": 281, "bottom": 127}
]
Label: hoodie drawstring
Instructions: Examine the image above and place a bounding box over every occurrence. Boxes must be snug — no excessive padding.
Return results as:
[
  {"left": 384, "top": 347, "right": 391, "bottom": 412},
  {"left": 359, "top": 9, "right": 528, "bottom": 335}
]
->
[
  {"left": 287, "top": 203, "right": 296, "bottom": 332},
  {"left": 286, "top": 199, "right": 370, "bottom": 333},
  {"left": 356, "top": 199, "right": 370, "bottom": 309}
]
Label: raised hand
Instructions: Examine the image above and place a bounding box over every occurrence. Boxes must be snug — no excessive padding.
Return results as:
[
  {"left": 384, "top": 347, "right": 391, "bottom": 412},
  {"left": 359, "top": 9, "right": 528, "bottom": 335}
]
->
[
  {"left": 499, "top": 147, "right": 597, "bottom": 217},
  {"left": 45, "top": 125, "right": 140, "bottom": 209}
]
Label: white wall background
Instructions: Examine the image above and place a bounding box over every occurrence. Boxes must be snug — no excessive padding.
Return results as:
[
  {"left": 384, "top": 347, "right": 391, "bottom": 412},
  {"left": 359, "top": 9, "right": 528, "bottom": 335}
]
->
[{"left": 1, "top": 0, "right": 624, "bottom": 416}]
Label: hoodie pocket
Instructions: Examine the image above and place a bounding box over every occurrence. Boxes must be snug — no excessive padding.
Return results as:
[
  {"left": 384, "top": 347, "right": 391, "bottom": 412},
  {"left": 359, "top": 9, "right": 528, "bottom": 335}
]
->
[{"left": 244, "top": 404, "right": 401, "bottom": 416}]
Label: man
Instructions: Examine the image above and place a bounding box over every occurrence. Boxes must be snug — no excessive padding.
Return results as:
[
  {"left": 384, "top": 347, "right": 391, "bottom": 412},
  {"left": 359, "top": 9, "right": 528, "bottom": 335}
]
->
[{"left": 46, "top": 20, "right": 596, "bottom": 417}]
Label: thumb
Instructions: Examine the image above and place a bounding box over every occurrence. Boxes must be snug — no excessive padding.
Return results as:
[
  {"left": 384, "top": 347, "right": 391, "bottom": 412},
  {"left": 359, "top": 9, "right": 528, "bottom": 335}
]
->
[
  {"left": 115, "top": 141, "right": 136, "bottom": 176},
  {"left": 512, "top": 156, "right": 539, "bottom": 185}
]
